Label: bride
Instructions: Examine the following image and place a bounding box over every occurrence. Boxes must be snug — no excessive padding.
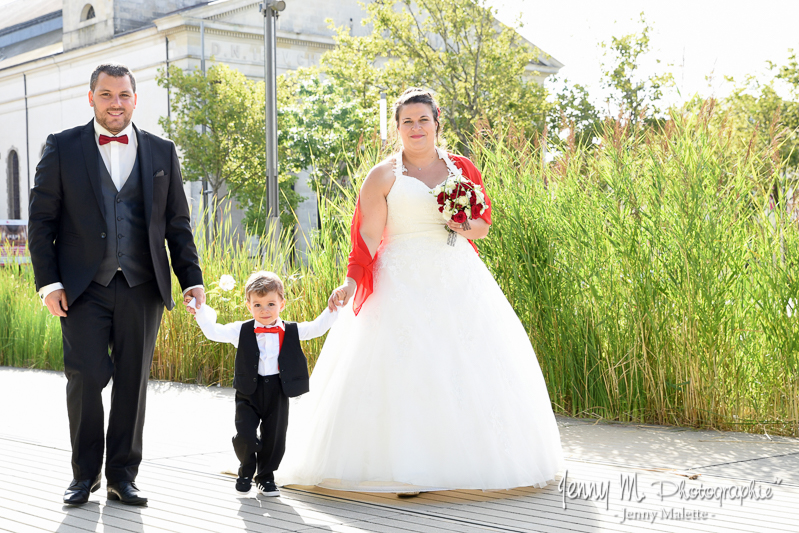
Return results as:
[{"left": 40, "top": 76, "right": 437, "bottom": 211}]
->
[{"left": 275, "top": 88, "right": 563, "bottom": 492}]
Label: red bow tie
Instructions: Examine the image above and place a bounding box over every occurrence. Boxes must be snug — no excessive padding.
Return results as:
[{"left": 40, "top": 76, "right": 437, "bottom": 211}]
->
[
  {"left": 254, "top": 326, "right": 281, "bottom": 334},
  {"left": 99, "top": 134, "right": 129, "bottom": 146}
]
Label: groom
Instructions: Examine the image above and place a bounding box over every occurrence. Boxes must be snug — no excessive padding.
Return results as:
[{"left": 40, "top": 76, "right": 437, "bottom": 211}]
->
[{"left": 28, "top": 64, "right": 205, "bottom": 505}]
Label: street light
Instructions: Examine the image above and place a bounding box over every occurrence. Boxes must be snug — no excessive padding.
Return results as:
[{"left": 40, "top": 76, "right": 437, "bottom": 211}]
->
[{"left": 260, "top": 0, "right": 286, "bottom": 245}]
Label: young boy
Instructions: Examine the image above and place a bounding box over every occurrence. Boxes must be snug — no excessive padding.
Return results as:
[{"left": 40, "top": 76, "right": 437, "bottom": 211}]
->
[{"left": 187, "top": 271, "right": 339, "bottom": 496}]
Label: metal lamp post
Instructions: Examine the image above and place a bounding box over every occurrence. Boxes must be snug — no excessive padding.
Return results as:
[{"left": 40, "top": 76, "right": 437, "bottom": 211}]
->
[{"left": 260, "top": 0, "right": 286, "bottom": 243}]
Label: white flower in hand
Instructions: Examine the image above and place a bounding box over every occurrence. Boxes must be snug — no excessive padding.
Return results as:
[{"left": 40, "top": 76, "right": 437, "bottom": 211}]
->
[{"left": 218, "top": 275, "right": 235, "bottom": 292}]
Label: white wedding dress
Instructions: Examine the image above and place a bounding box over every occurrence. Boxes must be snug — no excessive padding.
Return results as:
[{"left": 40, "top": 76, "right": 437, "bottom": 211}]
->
[{"left": 276, "top": 148, "right": 564, "bottom": 491}]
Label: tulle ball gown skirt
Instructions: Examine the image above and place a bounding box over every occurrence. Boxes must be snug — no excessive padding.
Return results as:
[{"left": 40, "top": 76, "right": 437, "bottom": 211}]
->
[{"left": 276, "top": 222, "right": 564, "bottom": 491}]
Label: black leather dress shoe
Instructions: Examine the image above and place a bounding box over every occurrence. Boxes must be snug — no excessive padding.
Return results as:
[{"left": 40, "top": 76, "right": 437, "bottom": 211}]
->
[
  {"left": 63, "top": 474, "right": 101, "bottom": 505},
  {"left": 107, "top": 481, "right": 148, "bottom": 505}
]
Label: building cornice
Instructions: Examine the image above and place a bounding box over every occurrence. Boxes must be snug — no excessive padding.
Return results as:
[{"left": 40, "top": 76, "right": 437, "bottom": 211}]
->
[
  {"left": 156, "top": 18, "right": 336, "bottom": 50},
  {"left": 207, "top": 1, "right": 261, "bottom": 21}
]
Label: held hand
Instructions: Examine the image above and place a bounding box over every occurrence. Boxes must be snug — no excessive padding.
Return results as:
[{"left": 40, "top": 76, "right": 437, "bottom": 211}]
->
[
  {"left": 44, "top": 289, "right": 68, "bottom": 318},
  {"left": 183, "top": 287, "right": 205, "bottom": 315},
  {"left": 446, "top": 218, "right": 490, "bottom": 240},
  {"left": 328, "top": 278, "right": 356, "bottom": 312},
  {"left": 446, "top": 220, "right": 463, "bottom": 232}
]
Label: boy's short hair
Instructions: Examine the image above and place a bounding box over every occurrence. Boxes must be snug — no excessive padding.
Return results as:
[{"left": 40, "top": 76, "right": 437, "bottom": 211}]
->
[{"left": 244, "top": 271, "right": 285, "bottom": 300}]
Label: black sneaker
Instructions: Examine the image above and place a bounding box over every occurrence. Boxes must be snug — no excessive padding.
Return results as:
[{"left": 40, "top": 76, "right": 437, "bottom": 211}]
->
[
  {"left": 235, "top": 477, "right": 252, "bottom": 495},
  {"left": 256, "top": 480, "right": 280, "bottom": 497}
]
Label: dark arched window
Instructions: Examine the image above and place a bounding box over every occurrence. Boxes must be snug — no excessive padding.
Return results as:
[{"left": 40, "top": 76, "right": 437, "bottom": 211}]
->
[
  {"left": 81, "top": 4, "right": 95, "bottom": 22},
  {"left": 7, "top": 150, "right": 20, "bottom": 219}
]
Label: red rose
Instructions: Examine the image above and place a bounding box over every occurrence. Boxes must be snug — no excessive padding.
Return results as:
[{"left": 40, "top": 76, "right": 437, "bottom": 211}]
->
[
  {"left": 469, "top": 193, "right": 477, "bottom": 205},
  {"left": 471, "top": 205, "right": 482, "bottom": 219},
  {"left": 452, "top": 211, "right": 467, "bottom": 223},
  {"left": 437, "top": 192, "right": 446, "bottom": 204},
  {"left": 438, "top": 205, "right": 445, "bottom": 213}
]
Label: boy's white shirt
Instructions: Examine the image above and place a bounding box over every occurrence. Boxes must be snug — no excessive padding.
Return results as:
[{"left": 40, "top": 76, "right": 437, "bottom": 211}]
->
[{"left": 190, "top": 301, "right": 338, "bottom": 376}]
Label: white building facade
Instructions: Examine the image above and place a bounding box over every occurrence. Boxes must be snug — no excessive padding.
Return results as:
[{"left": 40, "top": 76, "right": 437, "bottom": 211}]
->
[{"left": 0, "top": 0, "right": 562, "bottom": 239}]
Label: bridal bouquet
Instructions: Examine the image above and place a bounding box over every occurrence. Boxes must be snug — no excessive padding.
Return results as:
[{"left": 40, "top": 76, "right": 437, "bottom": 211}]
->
[{"left": 432, "top": 175, "right": 487, "bottom": 246}]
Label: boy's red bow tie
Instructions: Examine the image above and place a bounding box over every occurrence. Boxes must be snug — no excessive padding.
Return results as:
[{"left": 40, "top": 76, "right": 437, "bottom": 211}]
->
[{"left": 254, "top": 326, "right": 281, "bottom": 334}]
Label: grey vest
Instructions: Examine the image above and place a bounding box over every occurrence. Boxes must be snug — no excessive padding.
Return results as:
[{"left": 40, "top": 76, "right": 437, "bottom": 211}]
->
[{"left": 93, "top": 154, "right": 155, "bottom": 287}]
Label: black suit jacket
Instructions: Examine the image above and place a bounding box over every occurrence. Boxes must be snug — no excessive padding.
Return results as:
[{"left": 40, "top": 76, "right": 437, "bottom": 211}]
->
[{"left": 28, "top": 120, "right": 203, "bottom": 310}]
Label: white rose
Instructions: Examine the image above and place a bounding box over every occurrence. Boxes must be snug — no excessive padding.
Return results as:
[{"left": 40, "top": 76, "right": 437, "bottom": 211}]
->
[{"left": 458, "top": 196, "right": 470, "bottom": 206}]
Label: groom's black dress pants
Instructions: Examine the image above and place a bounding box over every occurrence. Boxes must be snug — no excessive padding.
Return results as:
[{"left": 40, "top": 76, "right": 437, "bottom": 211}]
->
[
  {"left": 232, "top": 374, "right": 290, "bottom": 483},
  {"left": 60, "top": 272, "right": 163, "bottom": 483}
]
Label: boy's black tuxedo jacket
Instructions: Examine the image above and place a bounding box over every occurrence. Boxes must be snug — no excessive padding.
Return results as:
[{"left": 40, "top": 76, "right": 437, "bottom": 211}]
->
[
  {"left": 234, "top": 320, "right": 310, "bottom": 398},
  {"left": 28, "top": 120, "right": 203, "bottom": 309}
]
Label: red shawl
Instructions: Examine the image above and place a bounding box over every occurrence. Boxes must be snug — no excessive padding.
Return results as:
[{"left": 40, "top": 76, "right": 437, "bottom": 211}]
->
[{"left": 346, "top": 153, "right": 492, "bottom": 315}]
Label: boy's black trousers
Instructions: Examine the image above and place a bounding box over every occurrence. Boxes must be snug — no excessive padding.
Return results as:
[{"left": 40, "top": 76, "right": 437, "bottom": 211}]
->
[{"left": 232, "top": 374, "right": 290, "bottom": 483}]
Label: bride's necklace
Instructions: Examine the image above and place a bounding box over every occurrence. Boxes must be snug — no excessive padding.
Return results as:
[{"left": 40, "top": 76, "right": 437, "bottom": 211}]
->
[{"left": 404, "top": 153, "right": 438, "bottom": 171}]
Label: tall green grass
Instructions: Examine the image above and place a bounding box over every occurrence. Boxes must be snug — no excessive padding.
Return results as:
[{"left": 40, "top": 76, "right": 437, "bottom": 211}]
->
[
  {"left": 476, "top": 106, "right": 799, "bottom": 435},
  {"left": 0, "top": 258, "right": 63, "bottom": 369},
  {"left": 2, "top": 109, "right": 797, "bottom": 435}
]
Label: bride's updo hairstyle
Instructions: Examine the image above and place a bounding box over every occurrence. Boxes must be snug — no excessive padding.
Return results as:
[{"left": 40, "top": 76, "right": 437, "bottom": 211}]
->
[{"left": 393, "top": 87, "right": 441, "bottom": 137}]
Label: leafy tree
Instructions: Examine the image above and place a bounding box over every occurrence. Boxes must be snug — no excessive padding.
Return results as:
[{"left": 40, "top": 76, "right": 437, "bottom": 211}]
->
[
  {"left": 156, "top": 64, "right": 301, "bottom": 235},
  {"left": 278, "top": 67, "right": 379, "bottom": 192},
  {"left": 321, "top": 0, "right": 551, "bottom": 153},
  {"left": 771, "top": 50, "right": 799, "bottom": 169},
  {"left": 547, "top": 77, "right": 601, "bottom": 145},
  {"left": 599, "top": 14, "right": 674, "bottom": 126},
  {"left": 717, "top": 50, "right": 799, "bottom": 173}
]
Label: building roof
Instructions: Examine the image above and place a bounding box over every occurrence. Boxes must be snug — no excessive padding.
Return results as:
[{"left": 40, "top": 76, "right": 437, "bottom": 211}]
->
[{"left": 0, "top": 0, "right": 60, "bottom": 34}]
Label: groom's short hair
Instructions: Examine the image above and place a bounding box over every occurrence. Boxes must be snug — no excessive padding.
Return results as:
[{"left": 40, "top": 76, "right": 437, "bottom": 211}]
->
[
  {"left": 90, "top": 63, "right": 137, "bottom": 93},
  {"left": 245, "top": 271, "right": 285, "bottom": 301}
]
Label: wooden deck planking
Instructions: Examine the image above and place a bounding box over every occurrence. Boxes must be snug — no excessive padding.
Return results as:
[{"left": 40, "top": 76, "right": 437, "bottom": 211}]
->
[
  {"left": 293, "top": 465, "right": 797, "bottom": 533},
  {"left": 423, "top": 471, "right": 799, "bottom": 530},
  {"left": 0, "top": 470, "right": 358, "bottom": 533},
  {"left": 0, "top": 439, "right": 499, "bottom": 532},
  {"left": 2, "top": 431, "right": 798, "bottom": 533},
  {"left": 0, "top": 461, "right": 486, "bottom": 533},
  {"left": 3, "top": 438, "right": 560, "bottom": 533}
]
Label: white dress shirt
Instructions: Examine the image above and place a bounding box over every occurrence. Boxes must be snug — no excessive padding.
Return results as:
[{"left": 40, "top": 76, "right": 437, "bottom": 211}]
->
[
  {"left": 39, "top": 120, "right": 203, "bottom": 302},
  {"left": 193, "top": 304, "right": 339, "bottom": 376},
  {"left": 94, "top": 119, "right": 138, "bottom": 191}
]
